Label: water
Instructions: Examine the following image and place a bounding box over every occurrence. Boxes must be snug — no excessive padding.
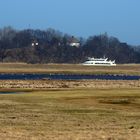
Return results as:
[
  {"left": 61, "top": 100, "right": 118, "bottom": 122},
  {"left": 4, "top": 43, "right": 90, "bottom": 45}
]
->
[
  {"left": 0, "top": 92, "right": 19, "bottom": 94},
  {"left": 0, "top": 74, "right": 140, "bottom": 80}
]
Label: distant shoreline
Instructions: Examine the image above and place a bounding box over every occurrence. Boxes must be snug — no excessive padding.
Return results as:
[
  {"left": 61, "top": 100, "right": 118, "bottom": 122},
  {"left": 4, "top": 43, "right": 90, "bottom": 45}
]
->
[{"left": 0, "top": 63, "right": 140, "bottom": 75}]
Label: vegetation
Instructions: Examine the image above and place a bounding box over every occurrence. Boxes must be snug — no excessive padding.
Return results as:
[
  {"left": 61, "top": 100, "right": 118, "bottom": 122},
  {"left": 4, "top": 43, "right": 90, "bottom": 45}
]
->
[
  {"left": 0, "top": 26, "right": 140, "bottom": 64},
  {"left": 0, "top": 63, "right": 140, "bottom": 75},
  {"left": 0, "top": 88, "right": 139, "bottom": 139}
]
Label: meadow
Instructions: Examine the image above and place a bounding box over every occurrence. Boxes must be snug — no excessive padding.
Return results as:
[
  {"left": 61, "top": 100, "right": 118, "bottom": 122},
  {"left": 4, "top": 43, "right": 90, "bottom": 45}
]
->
[
  {"left": 0, "top": 63, "right": 140, "bottom": 139},
  {"left": 0, "top": 88, "right": 139, "bottom": 140}
]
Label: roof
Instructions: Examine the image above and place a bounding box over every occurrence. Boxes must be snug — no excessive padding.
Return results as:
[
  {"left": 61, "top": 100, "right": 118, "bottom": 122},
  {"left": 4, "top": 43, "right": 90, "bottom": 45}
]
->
[{"left": 68, "top": 36, "right": 79, "bottom": 43}]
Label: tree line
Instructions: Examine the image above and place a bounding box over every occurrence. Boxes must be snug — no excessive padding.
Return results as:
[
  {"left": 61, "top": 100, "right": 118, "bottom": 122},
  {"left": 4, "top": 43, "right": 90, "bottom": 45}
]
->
[{"left": 0, "top": 26, "right": 140, "bottom": 64}]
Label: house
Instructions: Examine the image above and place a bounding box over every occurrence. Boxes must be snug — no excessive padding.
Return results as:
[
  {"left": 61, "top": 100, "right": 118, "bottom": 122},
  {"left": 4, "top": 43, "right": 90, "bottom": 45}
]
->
[
  {"left": 68, "top": 36, "right": 80, "bottom": 47},
  {"left": 31, "top": 40, "right": 39, "bottom": 46}
]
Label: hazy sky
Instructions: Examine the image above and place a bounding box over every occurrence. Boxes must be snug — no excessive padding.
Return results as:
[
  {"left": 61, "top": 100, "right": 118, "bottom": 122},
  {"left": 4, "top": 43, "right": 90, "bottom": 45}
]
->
[{"left": 0, "top": 0, "right": 140, "bottom": 45}]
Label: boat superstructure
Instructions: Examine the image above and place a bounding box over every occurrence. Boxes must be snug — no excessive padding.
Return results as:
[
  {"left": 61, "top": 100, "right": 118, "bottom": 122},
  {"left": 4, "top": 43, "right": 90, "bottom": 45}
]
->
[{"left": 83, "top": 57, "right": 116, "bottom": 66}]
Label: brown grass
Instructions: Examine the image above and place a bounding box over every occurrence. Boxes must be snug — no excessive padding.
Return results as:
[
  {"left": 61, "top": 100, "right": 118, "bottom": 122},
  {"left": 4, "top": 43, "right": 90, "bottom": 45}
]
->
[
  {"left": 0, "top": 79, "right": 140, "bottom": 90},
  {"left": 0, "top": 63, "right": 140, "bottom": 75},
  {"left": 0, "top": 63, "right": 140, "bottom": 139},
  {"left": 0, "top": 88, "right": 139, "bottom": 139}
]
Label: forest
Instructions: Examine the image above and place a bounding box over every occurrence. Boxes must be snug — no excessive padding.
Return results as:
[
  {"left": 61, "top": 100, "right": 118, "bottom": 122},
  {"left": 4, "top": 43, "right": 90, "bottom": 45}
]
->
[{"left": 0, "top": 26, "right": 140, "bottom": 64}]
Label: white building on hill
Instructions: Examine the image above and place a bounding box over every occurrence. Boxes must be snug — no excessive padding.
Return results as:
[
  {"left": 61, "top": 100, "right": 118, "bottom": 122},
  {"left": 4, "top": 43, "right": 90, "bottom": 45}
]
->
[{"left": 68, "top": 36, "right": 80, "bottom": 47}]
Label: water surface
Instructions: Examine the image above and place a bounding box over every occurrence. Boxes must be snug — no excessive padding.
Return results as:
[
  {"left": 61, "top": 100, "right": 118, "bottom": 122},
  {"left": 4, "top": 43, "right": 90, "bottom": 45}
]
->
[{"left": 0, "top": 74, "right": 140, "bottom": 80}]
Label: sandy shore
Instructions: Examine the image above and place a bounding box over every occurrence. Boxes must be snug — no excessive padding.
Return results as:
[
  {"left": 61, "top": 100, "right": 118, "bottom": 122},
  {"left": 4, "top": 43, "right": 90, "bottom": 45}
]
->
[{"left": 0, "top": 79, "right": 140, "bottom": 89}]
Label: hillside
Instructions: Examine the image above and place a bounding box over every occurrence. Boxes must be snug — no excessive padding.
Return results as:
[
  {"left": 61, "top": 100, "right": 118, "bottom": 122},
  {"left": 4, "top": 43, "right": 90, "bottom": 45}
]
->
[{"left": 0, "top": 27, "right": 140, "bottom": 63}]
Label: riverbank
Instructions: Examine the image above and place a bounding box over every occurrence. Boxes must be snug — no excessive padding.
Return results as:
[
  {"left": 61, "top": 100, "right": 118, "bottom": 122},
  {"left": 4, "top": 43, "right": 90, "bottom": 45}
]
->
[
  {"left": 0, "top": 79, "right": 140, "bottom": 90},
  {"left": 0, "top": 63, "right": 140, "bottom": 75}
]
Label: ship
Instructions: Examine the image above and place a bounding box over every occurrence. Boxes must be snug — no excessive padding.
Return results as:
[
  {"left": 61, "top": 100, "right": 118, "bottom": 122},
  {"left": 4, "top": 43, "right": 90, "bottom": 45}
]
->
[{"left": 82, "top": 57, "right": 116, "bottom": 66}]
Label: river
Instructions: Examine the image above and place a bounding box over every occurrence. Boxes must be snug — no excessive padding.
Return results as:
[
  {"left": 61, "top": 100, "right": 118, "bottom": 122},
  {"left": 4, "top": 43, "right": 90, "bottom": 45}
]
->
[{"left": 0, "top": 74, "right": 140, "bottom": 80}]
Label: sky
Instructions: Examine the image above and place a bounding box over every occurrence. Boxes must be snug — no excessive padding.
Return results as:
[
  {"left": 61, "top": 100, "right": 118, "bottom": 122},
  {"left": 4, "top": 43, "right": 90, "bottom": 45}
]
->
[{"left": 0, "top": 0, "right": 140, "bottom": 45}]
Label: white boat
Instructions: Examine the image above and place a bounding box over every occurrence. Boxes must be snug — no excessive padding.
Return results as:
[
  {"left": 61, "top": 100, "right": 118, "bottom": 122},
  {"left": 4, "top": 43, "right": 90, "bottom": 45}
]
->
[{"left": 82, "top": 57, "right": 116, "bottom": 66}]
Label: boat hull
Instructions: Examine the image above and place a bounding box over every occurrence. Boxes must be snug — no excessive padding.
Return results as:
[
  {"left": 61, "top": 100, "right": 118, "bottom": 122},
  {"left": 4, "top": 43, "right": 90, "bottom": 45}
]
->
[{"left": 82, "top": 63, "right": 116, "bottom": 66}]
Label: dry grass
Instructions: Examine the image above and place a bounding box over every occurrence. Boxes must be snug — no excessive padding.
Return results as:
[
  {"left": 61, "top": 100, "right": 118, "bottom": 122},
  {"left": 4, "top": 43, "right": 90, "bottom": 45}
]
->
[
  {"left": 0, "top": 88, "right": 139, "bottom": 139},
  {"left": 0, "top": 63, "right": 140, "bottom": 139},
  {"left": 0, "top": 79, "right": 140, "bottom": 89},
  {"left": 0, "top": 63, "right": 140, "bottom": 75}
]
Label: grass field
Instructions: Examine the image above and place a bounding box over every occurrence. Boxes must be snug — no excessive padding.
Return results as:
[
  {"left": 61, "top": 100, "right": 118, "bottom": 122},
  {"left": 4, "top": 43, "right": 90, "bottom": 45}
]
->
[
  {"left": 0, "top": 88, "right": 139, "bottom": 140},
  {"left": 0, "top": 63, "right": 140, "bottom": 139},
  {"left": 0, "top": 63, "right": 140, "bottom": 75}
]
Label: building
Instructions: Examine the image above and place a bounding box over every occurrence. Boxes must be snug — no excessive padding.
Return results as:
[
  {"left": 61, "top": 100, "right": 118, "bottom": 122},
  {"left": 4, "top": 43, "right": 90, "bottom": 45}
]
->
[{"left": 68, "top": 36, "right": 80, "bottom": 47}]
